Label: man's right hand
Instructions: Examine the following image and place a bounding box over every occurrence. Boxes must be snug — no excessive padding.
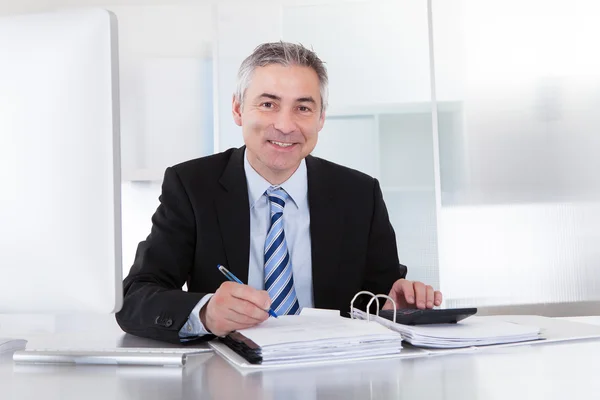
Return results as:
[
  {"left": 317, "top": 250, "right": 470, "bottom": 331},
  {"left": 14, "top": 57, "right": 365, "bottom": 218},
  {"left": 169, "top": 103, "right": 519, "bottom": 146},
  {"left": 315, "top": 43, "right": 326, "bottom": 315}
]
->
[{"left": 200, "top": 281, "right": 272, "bottom": 337}]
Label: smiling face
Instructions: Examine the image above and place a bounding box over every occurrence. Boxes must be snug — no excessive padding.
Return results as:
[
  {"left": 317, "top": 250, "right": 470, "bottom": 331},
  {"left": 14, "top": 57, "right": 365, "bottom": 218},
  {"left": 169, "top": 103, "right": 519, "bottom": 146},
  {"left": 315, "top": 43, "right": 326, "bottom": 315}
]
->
[{"left": 232, "top": 63, "right": 326, "bottom": 185}]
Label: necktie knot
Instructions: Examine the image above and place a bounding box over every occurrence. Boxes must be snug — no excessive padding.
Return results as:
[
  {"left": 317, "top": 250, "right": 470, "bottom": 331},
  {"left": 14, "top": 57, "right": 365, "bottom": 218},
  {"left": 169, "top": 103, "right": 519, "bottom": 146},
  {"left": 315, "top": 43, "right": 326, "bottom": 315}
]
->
[{"left": 266, "top": 186, "right": 289, "bottom": 214}]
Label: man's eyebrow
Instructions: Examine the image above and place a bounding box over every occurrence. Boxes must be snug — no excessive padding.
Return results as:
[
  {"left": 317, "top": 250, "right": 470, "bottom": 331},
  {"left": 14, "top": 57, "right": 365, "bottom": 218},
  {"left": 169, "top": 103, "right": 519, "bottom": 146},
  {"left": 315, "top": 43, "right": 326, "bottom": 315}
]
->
[
  {"left": 256, "top": 93, "right": 281, "bottom": 101},
  {"left": 256, "top": 93, "right": 316, "bottom": 104},
  {"left": 296, "top": 96, "right": 317, "bottom": 104}
]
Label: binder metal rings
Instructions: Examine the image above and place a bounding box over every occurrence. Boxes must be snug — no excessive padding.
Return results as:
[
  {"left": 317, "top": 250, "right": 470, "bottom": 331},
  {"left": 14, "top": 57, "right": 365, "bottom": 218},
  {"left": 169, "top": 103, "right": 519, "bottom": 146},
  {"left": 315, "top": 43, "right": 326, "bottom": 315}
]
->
[{"left": 350, "top": 291, "right": 397, "bottom": 324}]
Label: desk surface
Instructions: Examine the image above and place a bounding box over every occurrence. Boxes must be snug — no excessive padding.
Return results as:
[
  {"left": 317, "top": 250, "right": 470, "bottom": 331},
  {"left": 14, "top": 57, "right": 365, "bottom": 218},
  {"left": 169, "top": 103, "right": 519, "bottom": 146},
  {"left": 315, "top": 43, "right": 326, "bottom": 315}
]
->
[{"left": 2, "top": 315, "right": 600, "bottom": 400}]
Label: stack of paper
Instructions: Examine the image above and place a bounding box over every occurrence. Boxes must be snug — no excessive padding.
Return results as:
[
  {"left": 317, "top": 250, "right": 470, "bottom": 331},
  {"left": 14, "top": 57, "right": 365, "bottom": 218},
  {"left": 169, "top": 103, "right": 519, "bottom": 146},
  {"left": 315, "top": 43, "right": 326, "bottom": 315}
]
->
[
  {"left": 222, "top": 310, "right": 403, "bottom": 365},
  {"left": 352, "top": 310, "right": 541, "bottom": 348}
]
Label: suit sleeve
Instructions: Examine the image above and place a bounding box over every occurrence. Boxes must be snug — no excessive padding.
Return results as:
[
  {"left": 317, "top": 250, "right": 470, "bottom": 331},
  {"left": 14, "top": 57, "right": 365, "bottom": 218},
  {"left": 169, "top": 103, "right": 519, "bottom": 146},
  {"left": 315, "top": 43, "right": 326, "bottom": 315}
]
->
[
  {"left": 361, "top": 179, "right": 407, "bottom": 307},
  {"left": 115, "top": 167, "right": 208, "bottom": 344}
]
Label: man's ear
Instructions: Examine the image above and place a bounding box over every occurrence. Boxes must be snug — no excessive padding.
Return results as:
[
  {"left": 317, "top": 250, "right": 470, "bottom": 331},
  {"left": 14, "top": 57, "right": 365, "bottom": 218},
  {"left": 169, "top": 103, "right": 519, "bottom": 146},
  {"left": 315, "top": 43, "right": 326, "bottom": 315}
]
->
[{"left": 232, "top": 94, "right": 242, "bottom": 127}]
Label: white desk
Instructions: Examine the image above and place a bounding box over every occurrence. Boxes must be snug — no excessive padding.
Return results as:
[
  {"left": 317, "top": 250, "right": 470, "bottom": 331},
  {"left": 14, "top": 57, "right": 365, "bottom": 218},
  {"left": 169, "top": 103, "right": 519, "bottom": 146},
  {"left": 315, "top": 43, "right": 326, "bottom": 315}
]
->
[
  {"left": 560, "top": 316, "right": 600, "bottom": 326},
  {"left": 2, "top": 315, "right": 600, "bottom": 400}
]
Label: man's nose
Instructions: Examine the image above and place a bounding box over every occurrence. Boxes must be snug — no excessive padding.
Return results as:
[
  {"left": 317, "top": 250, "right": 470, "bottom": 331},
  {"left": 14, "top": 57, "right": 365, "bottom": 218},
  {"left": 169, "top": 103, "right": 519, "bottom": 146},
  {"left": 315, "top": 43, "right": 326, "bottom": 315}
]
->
[{"left": 273, "top": 109, "right": 297, "bottom": 134}]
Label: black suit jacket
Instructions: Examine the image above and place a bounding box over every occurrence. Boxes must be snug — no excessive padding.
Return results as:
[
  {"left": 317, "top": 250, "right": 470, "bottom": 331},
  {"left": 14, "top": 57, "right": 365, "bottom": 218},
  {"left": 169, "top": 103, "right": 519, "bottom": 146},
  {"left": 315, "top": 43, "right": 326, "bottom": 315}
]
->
[{"left": 116, "top": 147, "right": 406, "bottom": 343}]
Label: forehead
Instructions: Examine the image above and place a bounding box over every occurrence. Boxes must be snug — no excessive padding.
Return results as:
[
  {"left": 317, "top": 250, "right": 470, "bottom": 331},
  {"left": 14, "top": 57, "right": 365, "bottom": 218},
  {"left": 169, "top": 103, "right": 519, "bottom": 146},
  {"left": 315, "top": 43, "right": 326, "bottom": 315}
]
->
[{"left": 246, "top": 64, "right": 321, "bottom": 99}]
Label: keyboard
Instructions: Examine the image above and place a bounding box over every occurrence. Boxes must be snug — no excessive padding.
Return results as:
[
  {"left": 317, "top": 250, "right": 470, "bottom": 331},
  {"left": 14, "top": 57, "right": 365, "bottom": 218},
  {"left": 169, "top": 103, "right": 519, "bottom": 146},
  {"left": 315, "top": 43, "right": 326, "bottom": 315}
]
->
[{"left": 12, "top": 347, "right": 212, "bottom": 367}]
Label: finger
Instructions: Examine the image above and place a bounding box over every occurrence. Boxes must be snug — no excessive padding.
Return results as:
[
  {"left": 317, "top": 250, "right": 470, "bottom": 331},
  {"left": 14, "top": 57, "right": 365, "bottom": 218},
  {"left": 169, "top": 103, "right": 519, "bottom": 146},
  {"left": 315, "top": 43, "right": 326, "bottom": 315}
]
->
[
  {"left": 382, "top": 298, "right": 394, "bottom": 310},
  {"left": 434, "top": 290, "right": 443, "bottom": 306},
  {"left": 395, "top": 279, "right": 415, "bottom": 305},
  {"left": 228, "top": 284, "right": 272, "bottom": 311},
  {"left": 413, "top": 281, "right": 427, "bottom": 309},
  {"left": 228, "top": 298, "right": 270, "bottom": 322},
  {"left": 425, "top": 285, "right": 435, "bottom": 308},
  {"left": 205, "top": 301, "right": 262, "bottom": 336},
  {"left": 224, "top": 308, "right": 266, "bottom": 327},
  {"left": 215, "top": 283, "right": 270, "bottom": 321},
  {"left": 382, "top": 294, "right": 400, "bottom": 310}
]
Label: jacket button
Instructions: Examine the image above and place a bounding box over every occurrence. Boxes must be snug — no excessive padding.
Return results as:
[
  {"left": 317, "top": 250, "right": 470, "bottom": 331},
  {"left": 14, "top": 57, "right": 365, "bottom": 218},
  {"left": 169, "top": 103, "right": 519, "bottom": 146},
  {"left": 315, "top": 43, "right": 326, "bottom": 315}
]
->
[{"left": 165, "top": 319, "right": 173, "bottom": 327}]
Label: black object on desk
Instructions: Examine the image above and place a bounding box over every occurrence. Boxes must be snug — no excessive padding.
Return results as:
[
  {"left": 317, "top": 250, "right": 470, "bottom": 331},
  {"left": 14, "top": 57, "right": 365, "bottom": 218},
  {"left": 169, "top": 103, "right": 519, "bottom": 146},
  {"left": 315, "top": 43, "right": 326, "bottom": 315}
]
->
[
  {"left": 378, "top": 308, "right": 477, "bottom": 325},
  {"left": 220, "top": 333, "right": 263, "bottom": 364}
]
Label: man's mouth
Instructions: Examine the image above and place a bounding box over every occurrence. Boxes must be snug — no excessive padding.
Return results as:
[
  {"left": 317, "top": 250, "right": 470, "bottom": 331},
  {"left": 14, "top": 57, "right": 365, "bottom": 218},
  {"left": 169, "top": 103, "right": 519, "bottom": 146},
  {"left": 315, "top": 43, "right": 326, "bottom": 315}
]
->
[{"left": 268, "top": 140, "right": 295, "bottom": 148}]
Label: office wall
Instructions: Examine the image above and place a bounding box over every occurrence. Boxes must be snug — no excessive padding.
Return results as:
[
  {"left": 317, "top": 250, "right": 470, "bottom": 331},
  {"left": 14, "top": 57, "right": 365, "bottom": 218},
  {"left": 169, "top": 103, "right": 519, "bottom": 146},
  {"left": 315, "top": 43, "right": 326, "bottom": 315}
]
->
[
  {"left": 432, "top": 0, "right": 600, "bottom": 308},
  {"left": 3, "top": 0, "right": 599, "bottom": 314},
  {"left": 0, "top": 2, "right": 214, "bottom": 275}
]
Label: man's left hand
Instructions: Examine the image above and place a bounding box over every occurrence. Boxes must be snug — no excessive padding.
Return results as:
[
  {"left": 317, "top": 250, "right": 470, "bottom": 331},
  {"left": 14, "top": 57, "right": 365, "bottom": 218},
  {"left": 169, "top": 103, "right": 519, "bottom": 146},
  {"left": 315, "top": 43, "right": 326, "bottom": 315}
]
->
[{"left": 382, "top": 279, "right": 442, "bottom": 310}]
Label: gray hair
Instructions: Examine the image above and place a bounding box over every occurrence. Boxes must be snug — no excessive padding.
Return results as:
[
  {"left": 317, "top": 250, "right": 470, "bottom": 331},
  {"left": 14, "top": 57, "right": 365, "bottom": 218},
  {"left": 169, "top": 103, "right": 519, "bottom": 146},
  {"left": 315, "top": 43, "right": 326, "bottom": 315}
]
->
[{"left": 235, "top": 41, "right": 329, "bottom": 114}]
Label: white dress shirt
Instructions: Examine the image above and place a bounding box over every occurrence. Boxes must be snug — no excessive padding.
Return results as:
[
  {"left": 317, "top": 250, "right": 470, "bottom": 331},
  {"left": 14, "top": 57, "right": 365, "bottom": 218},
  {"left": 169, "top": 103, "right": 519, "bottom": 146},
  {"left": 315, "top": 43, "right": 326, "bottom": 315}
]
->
[{"left": 179, "top": 150, "right": 313, "bottom": 338}]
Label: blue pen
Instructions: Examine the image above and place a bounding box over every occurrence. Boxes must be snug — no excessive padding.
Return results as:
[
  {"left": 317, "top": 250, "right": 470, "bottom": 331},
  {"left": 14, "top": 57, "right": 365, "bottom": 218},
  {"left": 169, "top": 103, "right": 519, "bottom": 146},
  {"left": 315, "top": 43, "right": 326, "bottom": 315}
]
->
[{"left": 217, "top": 264, "right": 278, "bottom": 318}]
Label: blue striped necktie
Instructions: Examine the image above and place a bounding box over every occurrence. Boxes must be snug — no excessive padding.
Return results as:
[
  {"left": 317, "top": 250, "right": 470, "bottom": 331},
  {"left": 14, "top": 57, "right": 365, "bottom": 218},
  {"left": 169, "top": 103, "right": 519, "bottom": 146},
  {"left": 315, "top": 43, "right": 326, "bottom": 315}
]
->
[{"left": 264, "top": 186, "right": 300, "bottom": 316}]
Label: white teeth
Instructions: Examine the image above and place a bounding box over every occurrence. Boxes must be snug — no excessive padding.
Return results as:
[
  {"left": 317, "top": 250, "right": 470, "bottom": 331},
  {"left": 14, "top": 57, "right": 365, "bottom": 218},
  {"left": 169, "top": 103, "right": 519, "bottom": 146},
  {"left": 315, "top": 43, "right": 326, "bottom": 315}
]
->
[{"left": 270, "top": 140, "right": 293, "bottom": 147}]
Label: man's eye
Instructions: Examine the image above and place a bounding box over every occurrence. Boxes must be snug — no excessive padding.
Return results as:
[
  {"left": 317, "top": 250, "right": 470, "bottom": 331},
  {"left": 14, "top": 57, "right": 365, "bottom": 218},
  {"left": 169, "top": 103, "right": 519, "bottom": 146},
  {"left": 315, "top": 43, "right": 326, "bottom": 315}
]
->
[
  {"left": 298, "top": 106, "right": 311, "bottom": 112},
  {"left": 261, "top": 102, "right": 273, "bottom": 108}
]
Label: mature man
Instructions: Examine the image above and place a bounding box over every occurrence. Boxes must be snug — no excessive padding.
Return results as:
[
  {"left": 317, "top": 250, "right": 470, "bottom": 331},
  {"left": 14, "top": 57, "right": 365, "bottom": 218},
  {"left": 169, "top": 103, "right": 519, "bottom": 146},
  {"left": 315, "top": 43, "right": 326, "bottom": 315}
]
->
[{"left": 116, "top": 42, "right": 442, "bottom": 343}]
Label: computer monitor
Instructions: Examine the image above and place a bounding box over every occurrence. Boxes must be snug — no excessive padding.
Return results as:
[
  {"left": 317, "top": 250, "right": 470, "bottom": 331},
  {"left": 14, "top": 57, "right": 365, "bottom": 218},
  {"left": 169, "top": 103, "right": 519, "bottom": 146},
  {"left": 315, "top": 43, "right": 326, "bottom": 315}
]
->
[{"left": 0, "top": 9, "right": 122, "bottom": 313}]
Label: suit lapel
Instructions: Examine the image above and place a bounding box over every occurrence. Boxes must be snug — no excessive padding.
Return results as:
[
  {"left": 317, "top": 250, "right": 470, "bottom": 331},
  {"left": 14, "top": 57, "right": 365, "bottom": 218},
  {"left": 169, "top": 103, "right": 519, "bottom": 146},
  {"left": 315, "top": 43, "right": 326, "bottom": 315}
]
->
[
  {"left": 306, "top": 155, "right": 344, "bottom": 308},
  {"left": 215, "top": 147, "right": 251, "bottom": 283}
]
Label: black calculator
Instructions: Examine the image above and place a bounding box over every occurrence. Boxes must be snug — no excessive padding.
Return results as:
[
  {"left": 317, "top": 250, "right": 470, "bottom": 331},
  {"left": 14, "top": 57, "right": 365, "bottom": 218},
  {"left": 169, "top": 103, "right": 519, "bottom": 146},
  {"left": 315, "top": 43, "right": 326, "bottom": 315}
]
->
[{"left": 378, "top": 308, "right": 477, "bottom": 325}]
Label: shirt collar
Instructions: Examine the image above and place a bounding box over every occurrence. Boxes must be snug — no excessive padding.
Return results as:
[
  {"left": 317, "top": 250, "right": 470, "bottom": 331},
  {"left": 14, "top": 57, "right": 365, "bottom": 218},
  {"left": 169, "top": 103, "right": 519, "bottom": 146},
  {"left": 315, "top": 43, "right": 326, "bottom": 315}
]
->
[{"left": 244, "top": 149, "right": 307, "bottom": 210}]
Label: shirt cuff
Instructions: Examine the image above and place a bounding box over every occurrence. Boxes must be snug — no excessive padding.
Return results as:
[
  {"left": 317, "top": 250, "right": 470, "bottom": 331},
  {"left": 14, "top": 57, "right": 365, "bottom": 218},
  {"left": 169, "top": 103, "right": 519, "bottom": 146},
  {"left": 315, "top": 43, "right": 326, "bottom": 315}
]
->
[{"left": 178, "top": 293, "right": 214, "bottom": 341}]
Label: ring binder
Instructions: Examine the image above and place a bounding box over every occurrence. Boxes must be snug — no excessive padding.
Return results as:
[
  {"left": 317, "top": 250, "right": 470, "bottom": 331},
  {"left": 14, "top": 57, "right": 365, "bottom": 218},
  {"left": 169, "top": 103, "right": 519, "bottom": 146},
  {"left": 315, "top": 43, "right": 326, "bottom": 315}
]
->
[
  {"left": 349, "top": 292, "right": 542, "bottom": 349},
  {"left": 214, "top": 306, "right": 404, "bottom": 366},
  {"left": 208, "top": 292, "right": 548, "bottom": 369},
  {"left": 349, "top": 291, "right": 397, "bottom": 324}
]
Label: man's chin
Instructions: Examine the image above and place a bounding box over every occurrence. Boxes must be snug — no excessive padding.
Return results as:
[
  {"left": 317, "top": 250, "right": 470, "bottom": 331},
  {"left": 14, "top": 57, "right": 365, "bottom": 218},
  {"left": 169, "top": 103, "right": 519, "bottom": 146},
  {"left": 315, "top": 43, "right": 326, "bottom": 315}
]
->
[{"left": 267, "top": 158, "right": 302, "bottom": 173}]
